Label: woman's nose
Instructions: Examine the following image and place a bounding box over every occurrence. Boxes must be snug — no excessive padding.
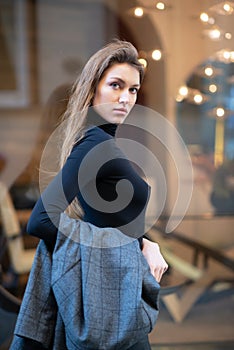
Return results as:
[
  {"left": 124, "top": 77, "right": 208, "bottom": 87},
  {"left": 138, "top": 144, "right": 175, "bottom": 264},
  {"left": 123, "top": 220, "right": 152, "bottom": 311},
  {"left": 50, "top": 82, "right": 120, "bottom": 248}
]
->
[{"left": 119, "top": 91, "right": 129, "bottom": 104}]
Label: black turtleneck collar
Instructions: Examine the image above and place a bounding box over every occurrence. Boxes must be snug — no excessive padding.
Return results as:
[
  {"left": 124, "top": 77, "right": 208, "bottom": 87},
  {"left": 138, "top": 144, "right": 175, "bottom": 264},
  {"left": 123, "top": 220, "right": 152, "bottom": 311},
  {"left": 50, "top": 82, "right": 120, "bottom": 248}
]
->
[
  {"left": 98, "top": 123, "right": 117, "bottom": 137},
  {"left": 86, "top": 109, "right": 118, "bottom": 137}
]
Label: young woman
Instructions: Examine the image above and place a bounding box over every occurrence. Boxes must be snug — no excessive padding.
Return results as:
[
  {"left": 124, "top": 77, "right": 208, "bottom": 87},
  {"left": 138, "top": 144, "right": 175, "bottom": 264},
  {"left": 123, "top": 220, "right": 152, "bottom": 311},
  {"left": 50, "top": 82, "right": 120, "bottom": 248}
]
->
[{"left": 27, "top": 40, "right": 168, "bottom": 349}]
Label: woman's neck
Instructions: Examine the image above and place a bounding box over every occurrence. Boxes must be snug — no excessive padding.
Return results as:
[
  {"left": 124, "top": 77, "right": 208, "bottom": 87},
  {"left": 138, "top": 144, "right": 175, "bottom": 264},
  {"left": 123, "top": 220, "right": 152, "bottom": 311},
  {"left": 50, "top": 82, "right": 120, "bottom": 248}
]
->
[{"left": 86, "top": 109, "right": 117, "bottom": 137}]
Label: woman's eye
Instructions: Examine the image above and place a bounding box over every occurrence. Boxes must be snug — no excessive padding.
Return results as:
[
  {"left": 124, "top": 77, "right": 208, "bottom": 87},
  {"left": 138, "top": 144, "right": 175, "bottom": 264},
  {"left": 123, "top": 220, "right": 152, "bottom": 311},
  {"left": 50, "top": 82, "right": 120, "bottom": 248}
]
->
[
  {"left": 111, "top": 82, "right": 120, "bottom": 89},
  {"left": 130, "top": 87, "right": 138, "bottom": 94}
]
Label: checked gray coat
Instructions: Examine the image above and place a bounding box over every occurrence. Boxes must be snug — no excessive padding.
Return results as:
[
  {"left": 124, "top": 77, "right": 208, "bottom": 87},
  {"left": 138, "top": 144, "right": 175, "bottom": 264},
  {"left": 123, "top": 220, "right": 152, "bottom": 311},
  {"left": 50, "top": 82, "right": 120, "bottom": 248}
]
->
[{"left": 10, "top": 213, "right": 160, "bottom": 350}]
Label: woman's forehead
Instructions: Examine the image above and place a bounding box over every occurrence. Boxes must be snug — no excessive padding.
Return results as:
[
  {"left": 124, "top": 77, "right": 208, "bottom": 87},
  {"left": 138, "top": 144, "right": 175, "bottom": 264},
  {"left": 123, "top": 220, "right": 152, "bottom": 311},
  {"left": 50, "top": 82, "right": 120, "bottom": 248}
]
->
[{"left": 101, "top": 63, "right": 140, "bottom": 83}]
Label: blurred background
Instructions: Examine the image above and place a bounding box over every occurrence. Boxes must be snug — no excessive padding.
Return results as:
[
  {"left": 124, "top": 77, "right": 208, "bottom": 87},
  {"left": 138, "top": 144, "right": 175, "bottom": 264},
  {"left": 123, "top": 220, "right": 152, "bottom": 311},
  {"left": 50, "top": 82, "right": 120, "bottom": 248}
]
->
[{"left": 0, "top": 0, "right": 233, "bottom": 349}]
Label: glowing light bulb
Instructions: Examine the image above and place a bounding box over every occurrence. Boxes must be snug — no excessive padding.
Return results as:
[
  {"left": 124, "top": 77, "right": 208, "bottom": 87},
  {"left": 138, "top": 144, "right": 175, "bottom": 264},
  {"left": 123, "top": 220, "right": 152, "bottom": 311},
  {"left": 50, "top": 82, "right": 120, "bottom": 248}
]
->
[
  {"left": 138, "top": 58, "right": 147, "bottom": 68},
  {"left": 134, "top": 7, "right": 144, "bottom": 17},
  {"left": 204, "top": 67, "right": 214, "bottom": 76},
  {"left": 200, "top": 12, "right": 209, "bottom": 22},
  {"left": 216, "top": 107, "right": 225, "bottom": 117},
  {"left": 176, "top": 95, "right": 184, "bottom": 102},
  {"left": 225, "top": 32, "right": 232, "bottom": 40},
  {"left": 209, "top": 28, "right": 221, "bottom": 40},
  {"left": 223, "top": 50, "right": 231, "bottom": 60},
  {"left": 223, "top": 3, "right": 233, "bottom": 13},
  {"left": 156, "top": 2, "right": 165, "bottom": 10},
  {"left": 194, "top": 94, "right": 203, "bottom": 104},
  {"left": 152, "top": 49, "right": 162, "bottom": 61},
  {"left": 179, "top": 86, "right": 188, "bottom": 96},
  {"left": 209, "top": 84, "right": 217, "bottom": 93}
]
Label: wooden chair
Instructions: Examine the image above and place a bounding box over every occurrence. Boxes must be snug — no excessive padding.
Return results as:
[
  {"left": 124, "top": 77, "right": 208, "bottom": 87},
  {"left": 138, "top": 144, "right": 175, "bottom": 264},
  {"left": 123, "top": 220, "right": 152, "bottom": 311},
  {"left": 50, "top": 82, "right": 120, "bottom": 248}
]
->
[
  {"left": 0, "top": 182, "right": 36, "bottom": 276},
  {"left": 148, "top": 224, "right": 234, "bottom": 322}
]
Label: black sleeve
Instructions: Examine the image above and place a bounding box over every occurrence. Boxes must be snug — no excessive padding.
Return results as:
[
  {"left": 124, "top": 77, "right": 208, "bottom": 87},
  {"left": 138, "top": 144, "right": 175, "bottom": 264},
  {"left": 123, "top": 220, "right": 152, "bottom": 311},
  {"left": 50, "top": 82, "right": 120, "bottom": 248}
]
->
[{"left": 27, "top": 128, "right": 106, "bottom": 244}]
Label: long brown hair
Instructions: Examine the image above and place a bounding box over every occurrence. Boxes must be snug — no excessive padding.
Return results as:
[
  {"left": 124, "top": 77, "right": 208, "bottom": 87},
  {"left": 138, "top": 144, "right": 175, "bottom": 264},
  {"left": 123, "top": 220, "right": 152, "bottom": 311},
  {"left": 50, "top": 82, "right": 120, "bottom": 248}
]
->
[{"left": 60, "top": 39, "right": 144, "bottom": 217}]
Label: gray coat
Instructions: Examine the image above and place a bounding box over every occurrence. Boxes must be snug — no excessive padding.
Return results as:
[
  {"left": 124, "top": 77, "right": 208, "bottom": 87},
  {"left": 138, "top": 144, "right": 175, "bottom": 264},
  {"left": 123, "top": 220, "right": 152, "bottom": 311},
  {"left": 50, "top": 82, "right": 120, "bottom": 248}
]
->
[{"left": 10, "top": 214, "right": 160, "bottom": 350}]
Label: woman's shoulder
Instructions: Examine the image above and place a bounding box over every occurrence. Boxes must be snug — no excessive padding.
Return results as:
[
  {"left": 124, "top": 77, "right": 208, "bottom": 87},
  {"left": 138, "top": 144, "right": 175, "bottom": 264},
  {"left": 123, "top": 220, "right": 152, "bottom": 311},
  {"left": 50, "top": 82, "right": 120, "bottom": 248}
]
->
[
  {"left": 86, "top": 125, "right": 112, "bottom": 139},
  {"left": 72, "top": 126, "right": 113, "bottom": 153}
]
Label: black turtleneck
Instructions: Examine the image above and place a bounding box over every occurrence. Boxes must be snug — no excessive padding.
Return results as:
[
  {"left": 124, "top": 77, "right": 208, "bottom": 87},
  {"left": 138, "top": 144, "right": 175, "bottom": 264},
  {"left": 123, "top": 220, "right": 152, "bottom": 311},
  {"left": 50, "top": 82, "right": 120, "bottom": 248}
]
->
[{"left": 27, "top": 115, "right": 150, "bottom": 247}]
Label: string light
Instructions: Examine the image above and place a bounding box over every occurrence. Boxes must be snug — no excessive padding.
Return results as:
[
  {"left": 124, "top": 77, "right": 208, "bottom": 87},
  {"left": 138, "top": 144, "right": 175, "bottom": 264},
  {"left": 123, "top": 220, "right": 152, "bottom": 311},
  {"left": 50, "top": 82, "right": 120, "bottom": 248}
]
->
[
  {"left": 204, "top": 66, "right": 214, "bottom": 76},
  {"left": 194, "top": 94, "right": 203, "bottom": 104},
  {"left": 199, "top": 12, "right": 215, "bottom": 24},
  {"left": 225, "top": 32, "right": 232, "bottom": 40},
  {"left": 156, "top": 2, "right": 166, "bottom": 11},
  {"left": 216, "top": 107, "right": 225, "bottom": 117},
  {"left": 134, "top": 7, "right": 144, "bottom": 17},
  {"left": 151, "top": 49, "right": 162, "bottom": 61},
  {"left": 137, "top": 49, "right": 163, "bottom": 63},
  {"left": 205, "top": 27, "right": 222, "bottom": 40},
  {"left": 179, "top": 85, "right": 189, "bottom": 96},
  {"left": 209, "top": 1, "right": 234, "bottom": 15},
  {"left": 176, "top": 86, "right": 209, "bottom": 105},
  {"left": 214, "top": 49, "right": 234, "bottom": 62},
  {"left": 129, "top": 2, "right": 172, "bottom": 18},
  {"left": 200, "top": 12, "right": 209, "bottom": 22},
  {"left": 223, "top": 50, "right": 231, "bottom": 60},
  {"left": 209, "top": 84, "right": 218, "bottom": 93},
  {"left": 223, "top": 2, "right": 233, "bottom": 14},
  {"left": 176, "top": 95, "right": 184, "bottom": 102},
  {"left": 138, "top": 58, "right": 148, "bottom": 68}
]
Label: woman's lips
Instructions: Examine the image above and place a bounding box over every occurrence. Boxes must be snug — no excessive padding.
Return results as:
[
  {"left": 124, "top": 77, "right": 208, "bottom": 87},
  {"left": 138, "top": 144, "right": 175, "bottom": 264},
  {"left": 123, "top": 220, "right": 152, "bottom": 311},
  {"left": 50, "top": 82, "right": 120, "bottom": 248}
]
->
[{"left": 113, "top": 108, "right": 128, "bottom": 115}]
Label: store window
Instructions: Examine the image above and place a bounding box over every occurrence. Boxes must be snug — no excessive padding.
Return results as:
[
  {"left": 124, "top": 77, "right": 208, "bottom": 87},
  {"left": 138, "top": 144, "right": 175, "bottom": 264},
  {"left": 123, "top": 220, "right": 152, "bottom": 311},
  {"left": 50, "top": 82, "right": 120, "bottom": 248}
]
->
[{"left": 0, "top": 1, "right": 234, "bottom": 349}]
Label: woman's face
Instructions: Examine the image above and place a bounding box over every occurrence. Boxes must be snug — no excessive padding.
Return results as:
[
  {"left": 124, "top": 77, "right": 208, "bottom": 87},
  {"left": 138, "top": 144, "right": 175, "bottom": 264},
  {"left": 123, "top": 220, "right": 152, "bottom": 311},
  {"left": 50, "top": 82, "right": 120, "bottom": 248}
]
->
[{"left": 92, "top": 63, "right": 140, "bottom": 124}]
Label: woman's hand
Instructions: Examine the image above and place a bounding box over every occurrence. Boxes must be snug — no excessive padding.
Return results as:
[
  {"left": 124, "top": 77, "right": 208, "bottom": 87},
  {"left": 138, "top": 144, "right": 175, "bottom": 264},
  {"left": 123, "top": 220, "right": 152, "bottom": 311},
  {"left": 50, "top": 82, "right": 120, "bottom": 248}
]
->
[{"left": 142, "top": 238, "right": 168, "bottom": 282}]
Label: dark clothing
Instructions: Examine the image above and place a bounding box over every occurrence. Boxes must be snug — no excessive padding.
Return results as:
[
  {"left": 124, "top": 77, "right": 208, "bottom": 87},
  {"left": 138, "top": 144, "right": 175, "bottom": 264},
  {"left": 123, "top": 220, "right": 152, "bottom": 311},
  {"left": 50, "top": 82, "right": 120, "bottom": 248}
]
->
[
  {"left": 127, "top": 337, "right": 151, "bottom": 349},
  {"left": 11, "top": 338, "right": 151, "bottom": 350},
  {"left": 27, "top": 119, "right": 150, "bottom": 246}
]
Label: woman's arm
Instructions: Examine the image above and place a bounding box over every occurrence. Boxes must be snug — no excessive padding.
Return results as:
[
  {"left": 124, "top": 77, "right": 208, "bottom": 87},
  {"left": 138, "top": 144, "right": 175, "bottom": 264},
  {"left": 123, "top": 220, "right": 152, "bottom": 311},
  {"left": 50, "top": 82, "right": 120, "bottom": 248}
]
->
[
  {"left": 142, "top": 238, "right": 168, "bottom": 282},
  {"left": 27, "top": 130, "right": 101, "bottom": 243}
]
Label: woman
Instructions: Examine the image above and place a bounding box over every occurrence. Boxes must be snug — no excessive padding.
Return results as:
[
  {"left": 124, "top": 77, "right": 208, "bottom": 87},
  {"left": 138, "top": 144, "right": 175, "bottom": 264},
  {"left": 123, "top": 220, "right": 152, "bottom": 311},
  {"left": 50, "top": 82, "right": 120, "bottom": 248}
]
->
[{"left": 27, "top": 40, "right": 168, "bottom": 349}]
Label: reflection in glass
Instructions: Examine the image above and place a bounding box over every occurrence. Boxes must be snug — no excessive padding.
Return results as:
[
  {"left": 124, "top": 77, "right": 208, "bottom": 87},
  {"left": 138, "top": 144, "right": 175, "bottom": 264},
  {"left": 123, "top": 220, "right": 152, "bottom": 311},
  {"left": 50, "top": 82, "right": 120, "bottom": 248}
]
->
[{"left": 176, "top": 57, "right": 234, "bottom": 215}]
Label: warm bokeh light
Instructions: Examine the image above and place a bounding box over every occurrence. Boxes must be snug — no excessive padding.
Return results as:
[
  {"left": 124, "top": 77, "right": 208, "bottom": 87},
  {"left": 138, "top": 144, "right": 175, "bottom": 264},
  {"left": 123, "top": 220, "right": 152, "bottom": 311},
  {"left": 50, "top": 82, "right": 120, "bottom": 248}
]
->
[
  {"left": 215, "top": 49, "right": 234, "bottom": 62},
  {"left": 179, "top": 85, "right": 188, "bottom": 96},
  {"left": 218, "top": 50, "right": 234, "bottom": 62},
  {"left": 203, "top": 26, "right": 223, "bottom": 41},
  {"left": 223, "top": 50, "right": 231, "bottom": 60},
  {"left": 208, "top": 28, "right": 221, "bottom": 40},
  {"left": 216, "top": 107, "right": 225, "bottom": 117},
  {"left": 200, "top": 12, "right": 209, "bottom": 22},
  {"left": 138, "top": 58, "right": 147, "bottom": 68},
  {"left": 204, "top": 67, "right": 214, "bottom": 76},
  {"left": 156, "top": 2, "right": 165, "bottom": 10},
  {"left": 175, "top": 94, "right": 184, "bottom": 102},
  {"left": 200, "top": 12, "right": 215, "bottom": 24},
  {"left": 223, "top": 2, "right": 233, "bottom": 14},
  {"left": 225, "top": 32, "right": 232, "bottom": 39},
  {"left": 134, "top": 7, "right": 144, "bottom": 17},
  {"left": 151, "top": 49, "right": 162, "bottom": 60},
  {"left": 194, "top": 94, "right": 203, "bottom": 104},
  {"left": 209, "top": 84, "right": 217, "bottom": 93}
]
